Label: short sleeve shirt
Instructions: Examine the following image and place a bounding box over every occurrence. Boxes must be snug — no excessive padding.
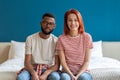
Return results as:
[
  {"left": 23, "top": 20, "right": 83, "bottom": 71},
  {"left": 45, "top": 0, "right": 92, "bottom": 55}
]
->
[
  {"left": 56, "top": 32, "right": 93, "bottom": 74},
  {"left": 25, "top": 32, "right": 58, "bottom": 65}
]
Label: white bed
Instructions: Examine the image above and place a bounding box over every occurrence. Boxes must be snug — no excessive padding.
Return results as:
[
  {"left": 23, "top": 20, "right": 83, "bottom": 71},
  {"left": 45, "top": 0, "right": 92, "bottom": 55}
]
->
[
  {"left": 0, "top": 58, "right": 24, "bottom": 72},
  {"left": 0, "top": 40, "right": 120, "bottom": 80},
  {"left": 88, "top": 41, "right": 120, "bottom": 80},
  {"left": 89, "top": 57, "right": 120, "bottom": 80},
  {"left": 0, "top": 58, "right": 24, "bottom": 80},
  {"left": 1, "top": 57, "right": 119, "bottom": 80},
  {"left": 89, "top": 41, "right": 120, "bottom": 80}
]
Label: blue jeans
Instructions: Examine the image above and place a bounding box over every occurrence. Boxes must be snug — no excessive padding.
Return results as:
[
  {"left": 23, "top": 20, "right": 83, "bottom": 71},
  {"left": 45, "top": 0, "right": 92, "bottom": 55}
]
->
[
  {"left": 60, "top": 72, "right": 92, "bottom": 80},
  {"left": 16, "top": 69, "right": 60, "bottom": 80}
]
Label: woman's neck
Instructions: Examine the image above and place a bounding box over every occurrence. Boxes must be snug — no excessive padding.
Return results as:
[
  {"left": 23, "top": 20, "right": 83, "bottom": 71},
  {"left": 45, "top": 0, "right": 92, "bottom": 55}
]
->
[{"left": 69, "top": 31, "right": 79, "bottom": 37}]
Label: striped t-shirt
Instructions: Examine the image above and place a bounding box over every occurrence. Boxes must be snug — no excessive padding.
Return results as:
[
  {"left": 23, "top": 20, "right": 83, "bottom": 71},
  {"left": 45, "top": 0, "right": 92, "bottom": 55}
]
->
[{"left": 56, "top": 32, "right": 93, "bottom": 75}]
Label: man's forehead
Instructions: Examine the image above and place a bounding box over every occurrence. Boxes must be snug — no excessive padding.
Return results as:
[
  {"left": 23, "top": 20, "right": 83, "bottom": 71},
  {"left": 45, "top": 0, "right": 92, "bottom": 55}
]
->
[{"left": 43, "top": 17, "right": 55, "bottom": 22}]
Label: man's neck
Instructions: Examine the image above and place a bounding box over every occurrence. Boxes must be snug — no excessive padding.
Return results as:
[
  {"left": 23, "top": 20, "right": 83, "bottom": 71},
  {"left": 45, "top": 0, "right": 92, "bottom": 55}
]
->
[{"left": 39, "top": 32, "right": 50, "bottom": 39}]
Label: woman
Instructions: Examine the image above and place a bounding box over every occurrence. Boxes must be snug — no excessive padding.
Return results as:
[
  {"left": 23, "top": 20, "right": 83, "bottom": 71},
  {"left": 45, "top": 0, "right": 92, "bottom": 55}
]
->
[{"left": 56, "top": 9, "right": 93, "bottom": 80}]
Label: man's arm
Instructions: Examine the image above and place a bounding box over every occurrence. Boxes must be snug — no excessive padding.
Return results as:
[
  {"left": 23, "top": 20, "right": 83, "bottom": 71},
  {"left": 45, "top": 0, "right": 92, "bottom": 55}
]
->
[
  {"left": 24, "top": 54, "right": 39, "bottom": 80},
  {"left": 42, "top": 55, "right": 60, "bottom": 76}
]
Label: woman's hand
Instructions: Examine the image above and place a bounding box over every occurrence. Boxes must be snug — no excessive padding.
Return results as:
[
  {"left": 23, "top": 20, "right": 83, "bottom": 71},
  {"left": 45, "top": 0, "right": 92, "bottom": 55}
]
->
[
  {"left": 71, "top": 75, "right": 79, "bottom": 80},
  {"left": 71, "top": 74, "right": 77, "bottom": 80}
]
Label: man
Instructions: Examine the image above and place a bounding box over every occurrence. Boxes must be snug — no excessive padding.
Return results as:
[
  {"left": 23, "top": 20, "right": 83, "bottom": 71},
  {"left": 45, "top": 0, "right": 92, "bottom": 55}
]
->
[{"left": 17, "top": 13, "right": 60, "bottom": 80}]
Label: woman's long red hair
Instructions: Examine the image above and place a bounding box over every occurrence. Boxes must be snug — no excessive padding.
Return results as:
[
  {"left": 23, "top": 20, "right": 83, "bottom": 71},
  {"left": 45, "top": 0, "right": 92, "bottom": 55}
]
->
[{"left": 64, "top": 9, "right": 85, "bottom": 35}]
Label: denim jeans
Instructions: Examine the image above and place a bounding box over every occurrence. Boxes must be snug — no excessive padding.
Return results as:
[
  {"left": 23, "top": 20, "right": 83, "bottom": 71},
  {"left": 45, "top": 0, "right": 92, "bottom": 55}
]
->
[
  {"left": 16, "top": 69, "right": 60, "bottom": 80},
  {"left": 60, "top": 72, "right": 92, "bottom": 80}
]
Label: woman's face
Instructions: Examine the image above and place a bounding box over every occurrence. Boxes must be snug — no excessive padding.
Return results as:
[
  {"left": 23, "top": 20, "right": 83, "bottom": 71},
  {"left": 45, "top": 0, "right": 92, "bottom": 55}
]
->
[{"left": 67, "top": 13, "right": 79, "bottom": 32}]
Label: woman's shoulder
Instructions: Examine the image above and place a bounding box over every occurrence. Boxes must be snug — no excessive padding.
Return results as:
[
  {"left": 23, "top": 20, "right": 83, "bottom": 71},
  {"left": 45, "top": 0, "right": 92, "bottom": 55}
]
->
[
  {"left": 83, "top": 32, "right": 93, "bottom": 41},
  {"left": 58, "top": 34, "right": 66, "bottom": 38},
  {"left": 83, "top": 32, "right": 92, "bottom": 37}
]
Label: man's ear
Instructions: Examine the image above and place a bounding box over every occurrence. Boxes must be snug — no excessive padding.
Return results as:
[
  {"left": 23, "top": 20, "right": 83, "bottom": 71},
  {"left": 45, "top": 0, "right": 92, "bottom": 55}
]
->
[
  {"left": 53, "top": 24, "right": 56, "bottom": 29},
  {"left": 40, "top": 21, "right": 42, "bottom": 26}
]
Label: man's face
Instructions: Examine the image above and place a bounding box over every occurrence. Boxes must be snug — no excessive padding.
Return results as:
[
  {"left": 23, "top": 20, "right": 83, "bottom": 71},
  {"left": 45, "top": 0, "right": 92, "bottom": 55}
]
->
[{"left": 41, "top": 16, "right": 55, "bottom": 35}]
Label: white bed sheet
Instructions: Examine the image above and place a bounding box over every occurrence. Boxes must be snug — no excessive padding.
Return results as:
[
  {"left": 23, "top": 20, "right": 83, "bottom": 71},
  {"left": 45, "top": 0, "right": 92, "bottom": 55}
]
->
[
  {"left": 0, "top": 58, "right": 24, "bottom": 72},
  {"left": 88, "top": 57, "right": 120, "bottom": 80},
  {"left": 0, "top": 57, "right": 120, "bottom": 72},
  {"left": 89, "top": 57, "right": 120, "bottom": 69}
]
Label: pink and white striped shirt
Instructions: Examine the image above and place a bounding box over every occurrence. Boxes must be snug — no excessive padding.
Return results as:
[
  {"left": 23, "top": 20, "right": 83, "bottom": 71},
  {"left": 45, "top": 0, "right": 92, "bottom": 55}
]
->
[{"left": 56, "top": 32, "right": 93, "bottom": 74}]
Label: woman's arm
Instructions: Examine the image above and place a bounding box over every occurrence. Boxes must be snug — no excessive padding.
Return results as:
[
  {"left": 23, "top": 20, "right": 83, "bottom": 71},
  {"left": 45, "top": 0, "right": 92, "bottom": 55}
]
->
[
  {"left": 76, "top": 48, "right": 91, "bottom": 78},
  {"left": 58, "top": 50, "right": 74, "bottom": 77}
]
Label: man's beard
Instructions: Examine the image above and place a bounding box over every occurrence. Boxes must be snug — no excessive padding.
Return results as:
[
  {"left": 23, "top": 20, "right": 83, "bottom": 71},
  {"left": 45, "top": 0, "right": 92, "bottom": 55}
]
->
[{"left": 41, "top": 27, "right": 54, "bottom": 35}]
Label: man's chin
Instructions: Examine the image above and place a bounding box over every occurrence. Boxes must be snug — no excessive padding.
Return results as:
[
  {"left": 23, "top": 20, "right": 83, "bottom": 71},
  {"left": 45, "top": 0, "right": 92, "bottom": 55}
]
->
[
  {"left": 42, "top": 31, "right": 51, "bottom": 35},
  {"left": 41, "top": 28, "right": 54, "bottom": 35},
  {"left": 43, "top": 32, "right": 51, "bottom": 35}
]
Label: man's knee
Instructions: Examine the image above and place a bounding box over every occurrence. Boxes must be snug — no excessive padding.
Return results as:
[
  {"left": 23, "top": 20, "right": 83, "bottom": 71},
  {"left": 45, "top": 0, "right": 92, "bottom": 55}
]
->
[
  {"left": 16, "top": 70, "right": 31, "bottom": 80},
  {"left": 16, "top": 75, "right": 22, "bottom": 80}
]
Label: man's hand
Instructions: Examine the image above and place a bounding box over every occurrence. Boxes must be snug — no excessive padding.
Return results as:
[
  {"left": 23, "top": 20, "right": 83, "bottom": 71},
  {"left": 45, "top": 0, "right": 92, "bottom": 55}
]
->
[
  {"left": 39, "top": 73, "right": 48, "bottom": 80},
  {"left": 32, "top": 72, "right": 39, "bottom": 80}
]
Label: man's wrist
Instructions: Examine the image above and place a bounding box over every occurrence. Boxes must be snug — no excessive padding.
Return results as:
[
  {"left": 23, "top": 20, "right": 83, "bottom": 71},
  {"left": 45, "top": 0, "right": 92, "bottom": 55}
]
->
[
  {"left": 44, "top": 70, "right": 51, "bottom": 76},
  {"left": 31, "top": 70, "right": 36, "bottom": 76}
]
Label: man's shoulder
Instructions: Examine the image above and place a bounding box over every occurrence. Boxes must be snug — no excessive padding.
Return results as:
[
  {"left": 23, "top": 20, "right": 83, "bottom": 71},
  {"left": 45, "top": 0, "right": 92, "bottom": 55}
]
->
[
  {"left": 26, "top": 32, "right": 39, "bottom": 39},
  {"left": 51, "top": 34, "right": 58, "bottom": 39},
  {"left": 50, "top": 34, "right": 58, "bottom": 43}
]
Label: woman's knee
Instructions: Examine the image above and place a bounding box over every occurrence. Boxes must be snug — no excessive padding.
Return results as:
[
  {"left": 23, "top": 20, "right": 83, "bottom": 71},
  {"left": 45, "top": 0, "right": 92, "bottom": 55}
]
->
[
  {"left": 78, "top": 72, "right": 92, "bottom": 80},
  {"left": 47, "top": 71, "right": 60, "bottom": 80},
  {"left": 60, "top": 73, "right": 71, "bottom": 80}
]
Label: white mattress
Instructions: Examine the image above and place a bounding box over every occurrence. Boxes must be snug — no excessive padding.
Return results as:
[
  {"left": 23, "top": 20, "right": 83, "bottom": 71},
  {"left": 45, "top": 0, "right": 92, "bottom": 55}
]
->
[
  {"left": 89, "top": 57, "right": 120, "bottom": 69},
  {"left": 0, "top": 57, "right": 120, "bottom": 80},
  {"left": 89, "top": 57, "right": 120, "bottom": 80},
  {"left": 0, "top": 58, "right": 24, "bottom": 72},
  {"left": 91, "top": 68, "right": 120, "bottom": 80}
]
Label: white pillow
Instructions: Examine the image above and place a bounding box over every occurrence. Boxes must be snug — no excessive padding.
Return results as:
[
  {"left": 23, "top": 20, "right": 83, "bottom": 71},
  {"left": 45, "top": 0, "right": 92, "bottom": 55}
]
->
[
  {"left": 8, "top": 40, "right": 25, "bottom": 59},
  {"left": 91, "top": 40, "right": 103, "bottom": 58}
]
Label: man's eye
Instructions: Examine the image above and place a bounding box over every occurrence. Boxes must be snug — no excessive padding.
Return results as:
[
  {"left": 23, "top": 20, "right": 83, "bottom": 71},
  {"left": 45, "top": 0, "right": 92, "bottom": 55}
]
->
[
  {"left": 49, "top": 23, "right": 54, "bottom": 25},
  {"left": 42, "top": 21, "right": 55, "bottom": 26}
]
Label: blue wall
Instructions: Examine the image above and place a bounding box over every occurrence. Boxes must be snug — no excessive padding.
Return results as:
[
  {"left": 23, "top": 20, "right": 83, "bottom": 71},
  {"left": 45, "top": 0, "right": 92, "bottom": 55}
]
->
[{"left": 0, "top": 0, "right": 120, "bottom": 42}]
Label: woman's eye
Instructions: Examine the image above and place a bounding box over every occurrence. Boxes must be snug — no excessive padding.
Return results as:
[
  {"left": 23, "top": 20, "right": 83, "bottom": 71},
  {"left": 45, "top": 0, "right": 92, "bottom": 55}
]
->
[
  {"left": 68, "top": 19, "right": 72, "bottom": 22},
  {"left": 75, "top": 19, "right": 78, "bottom": 22}
]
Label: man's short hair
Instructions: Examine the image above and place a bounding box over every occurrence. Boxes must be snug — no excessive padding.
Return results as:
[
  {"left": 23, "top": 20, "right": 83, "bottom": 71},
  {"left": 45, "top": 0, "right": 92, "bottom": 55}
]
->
[{"left": 42, "top": 13, "right": 56, "bottom": 20}]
